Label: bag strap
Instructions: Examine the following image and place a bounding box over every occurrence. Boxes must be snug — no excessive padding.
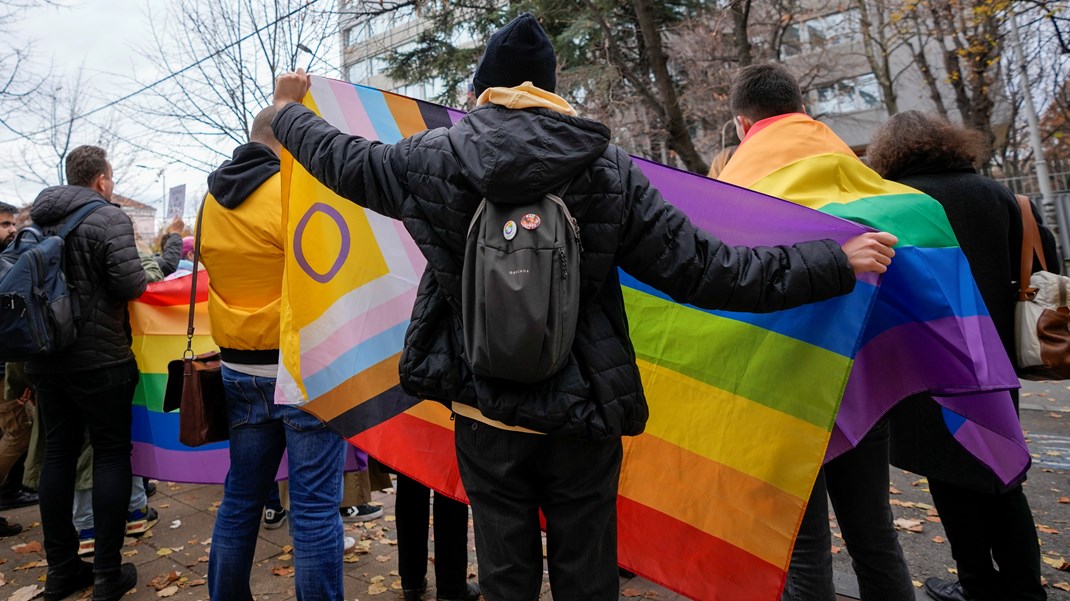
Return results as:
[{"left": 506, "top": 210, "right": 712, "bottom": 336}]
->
[
  {"left": 1017, "top": 195, "right": 1048, "bottom": 301},
  {"left": 185, "top": 195, "right": 208, "bottom": 359}
]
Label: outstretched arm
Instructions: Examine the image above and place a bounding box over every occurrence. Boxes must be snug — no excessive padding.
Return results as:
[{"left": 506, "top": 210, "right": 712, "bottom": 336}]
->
[
  {"left": 271, "top": 70, "right": 408, "bottom": 220},
  {"left": 616, "top": 154, "right": 895, "bottom": 312}
]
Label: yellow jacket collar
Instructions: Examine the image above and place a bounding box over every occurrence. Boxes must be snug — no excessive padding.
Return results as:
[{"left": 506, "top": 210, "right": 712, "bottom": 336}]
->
[{"left": 476, "top": 82, "right": 577, "bottom": 116}]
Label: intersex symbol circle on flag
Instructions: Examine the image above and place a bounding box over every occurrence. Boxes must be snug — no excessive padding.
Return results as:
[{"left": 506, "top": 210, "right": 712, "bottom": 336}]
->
[{"left": 293, "top": 202, "right": 351, "bottom": 283}]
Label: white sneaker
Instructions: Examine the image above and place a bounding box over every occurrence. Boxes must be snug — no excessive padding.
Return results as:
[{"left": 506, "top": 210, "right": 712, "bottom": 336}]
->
[
  {"left": 343, "top": 536, "right": 357, "bottom": 554},
  {"left": 263, "top": 508, "right": 288, "bottom": 530}
]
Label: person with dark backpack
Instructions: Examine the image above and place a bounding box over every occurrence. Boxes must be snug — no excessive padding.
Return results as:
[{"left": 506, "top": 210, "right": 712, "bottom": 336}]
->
[
  {"left": 24, "top": 145, "right": 146, "bottom": 601},
  {"left": 271, "top": 13, "right": 897, "bottom": 600}
]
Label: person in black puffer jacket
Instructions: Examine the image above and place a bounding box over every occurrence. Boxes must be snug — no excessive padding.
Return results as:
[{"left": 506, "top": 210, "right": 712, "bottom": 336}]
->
[
  {"left": 272, "top": 14, "right": 897, "bottom": 601},
  {"left": 28, "top": 145, "right": 146, "bottom": 601}
]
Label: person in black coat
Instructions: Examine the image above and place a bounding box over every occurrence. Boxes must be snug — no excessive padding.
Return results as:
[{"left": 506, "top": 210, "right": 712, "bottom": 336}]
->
[
  {"left": 868, "top": 110, "right": 1053, "bottom": 601},
  {"left": 271, "top": 13, "right": 898, "bottom": 600},
  {"left": 29, "top": 145, "right": 146, "bottom": 601}
]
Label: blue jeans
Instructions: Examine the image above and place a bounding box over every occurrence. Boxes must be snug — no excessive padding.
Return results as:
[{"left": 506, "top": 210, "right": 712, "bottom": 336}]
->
[
  {"left": 73, "top": 476, "right": 148, "bottom": 531},
  {"left": 207, "top": 367, "right": 346, "bottom": 601}
]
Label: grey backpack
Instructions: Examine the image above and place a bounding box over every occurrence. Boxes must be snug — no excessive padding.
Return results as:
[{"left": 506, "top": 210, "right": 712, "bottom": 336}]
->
[{"left": 462, "top": 185, "right": 582, "bottom": 383}]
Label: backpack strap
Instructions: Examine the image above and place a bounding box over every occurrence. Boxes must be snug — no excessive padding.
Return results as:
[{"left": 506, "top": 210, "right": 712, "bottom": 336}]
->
[{"left": 56, "top": 200, "right": 108, "bottom": 238}]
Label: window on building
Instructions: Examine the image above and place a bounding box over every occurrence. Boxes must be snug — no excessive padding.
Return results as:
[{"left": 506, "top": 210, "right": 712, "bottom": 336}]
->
[
  {"left": 781, "top": 9, "right": 860, "bottom": 57},
  {"left": 347, "top": 59, "right": 370, "bottom": 83},
  {"left": 809, "top": 72, "right": 882, "bottom": 115},
  {"left": 346, "top": 24, "right": 366, "bottom": 47}
]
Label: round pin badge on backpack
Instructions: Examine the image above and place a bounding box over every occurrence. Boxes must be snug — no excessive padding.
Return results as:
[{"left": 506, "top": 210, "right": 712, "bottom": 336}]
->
[
  {"left": 520, "top": 213, "right": 541, "bottom": 230},
  {"left": 503, "top": 220, "right": 517, "bottom": 240}
]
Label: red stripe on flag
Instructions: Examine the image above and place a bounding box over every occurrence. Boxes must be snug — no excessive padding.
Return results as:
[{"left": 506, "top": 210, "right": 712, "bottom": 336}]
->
[
  {"left": 617, "top": 495, "right": 786, "bottom": 601},
  {"left": 350, "top": 411, "right": 466, "bottom": 502},
  {"left": 134, "top": 275, "right": 209, "bottom": 307}
]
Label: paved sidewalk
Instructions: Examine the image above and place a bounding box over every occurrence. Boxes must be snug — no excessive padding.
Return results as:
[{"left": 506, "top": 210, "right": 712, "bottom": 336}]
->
[{"left": 0, "top": 481, "right": 695, "bottom": 601}]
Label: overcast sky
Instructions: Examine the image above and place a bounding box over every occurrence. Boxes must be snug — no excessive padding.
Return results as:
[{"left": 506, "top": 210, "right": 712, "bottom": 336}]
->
[{"left": 5, "top": 0, "right": 211, "bottom": 215}]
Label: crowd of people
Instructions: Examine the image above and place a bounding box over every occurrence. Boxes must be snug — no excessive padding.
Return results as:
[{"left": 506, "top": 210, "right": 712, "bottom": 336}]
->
[{"left": 0, "top": 11, "right": 1054, "bottom": 601}]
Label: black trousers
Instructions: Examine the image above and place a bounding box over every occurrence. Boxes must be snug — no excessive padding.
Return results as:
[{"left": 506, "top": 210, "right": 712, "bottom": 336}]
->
[
  {"left": 32, "top": 361, "right": 138, "bottom": 575},
  {"left": 783, "top": 422, "right": 915, "bottom": 601},
  {"left": 395, "top": 471, "right": 471, "bottom": 595},
  {"left": 454, "top": 416, "right": 622, "bottom": 601},
  {"left": 929, "top": 479, "right": 1045, "bottom": 601}
]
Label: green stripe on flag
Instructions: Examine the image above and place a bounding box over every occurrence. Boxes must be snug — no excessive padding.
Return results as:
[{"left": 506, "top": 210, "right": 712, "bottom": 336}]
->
[{"left": 819, "top": 194, "right": 958, "bottom": 248}]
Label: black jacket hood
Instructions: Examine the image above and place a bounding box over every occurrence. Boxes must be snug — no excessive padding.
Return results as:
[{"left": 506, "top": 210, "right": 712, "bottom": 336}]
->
[
  {"left": 207, "top": 142, "right": 280, "bottom": 209},
  {"left": 448, "top": 104, "right": 610, "bottom": 204},
  {"left": 31, "top": 185, "right": 110, "bottom": 227}
]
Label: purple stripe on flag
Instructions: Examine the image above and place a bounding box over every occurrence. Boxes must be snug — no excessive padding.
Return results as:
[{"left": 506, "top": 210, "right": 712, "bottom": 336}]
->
[
  {"left": 131, "top": 442, "right": 361, "bottom": 485},
  {"left": 934, "top": 396, "right": 1031, "bottom": 485},
  {"left": 827, "top": 315, "right": 1018, "bottom": 459},
  {"left": 634, "top": 158, "right": 872, "bottom": 246}
]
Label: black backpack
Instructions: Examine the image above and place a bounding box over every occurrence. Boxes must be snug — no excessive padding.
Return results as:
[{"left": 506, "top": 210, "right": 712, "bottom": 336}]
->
[
  {"left": 0, "top": 201, "right": 107, "bottom": 361},
  {"left": 462, "top": 185, "right": 582, "bottom": 383}
]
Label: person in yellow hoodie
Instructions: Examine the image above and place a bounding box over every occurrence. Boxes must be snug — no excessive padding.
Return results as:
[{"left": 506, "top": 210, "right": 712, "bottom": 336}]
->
[
  {"left": 200, "top": 108, "right": 347, "bottom": 601},
  {"left": 271, "top": 13, "right": 896, "bottom": 600}
]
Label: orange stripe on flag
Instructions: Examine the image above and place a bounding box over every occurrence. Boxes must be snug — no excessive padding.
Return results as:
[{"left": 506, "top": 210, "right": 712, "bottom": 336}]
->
[
  {"left": 301, "top": 353, "right": 404, "bottom": 422},
  {"left": 383, "top": 93, "right": 432, "bottom": 137},
  {"left": 620, "top": 433, "right": 804, "bottom": 567}
]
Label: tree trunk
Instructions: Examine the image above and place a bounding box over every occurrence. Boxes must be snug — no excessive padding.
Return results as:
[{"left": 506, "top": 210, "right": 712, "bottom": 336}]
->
[{"left": 631, "top": 0, "right": 709, "bottom": 173}]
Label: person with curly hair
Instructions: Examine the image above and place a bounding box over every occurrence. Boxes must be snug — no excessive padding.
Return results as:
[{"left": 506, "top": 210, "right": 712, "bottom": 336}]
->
[{"left": 868, "top": 110, "right": 1052, "bottom": 601}]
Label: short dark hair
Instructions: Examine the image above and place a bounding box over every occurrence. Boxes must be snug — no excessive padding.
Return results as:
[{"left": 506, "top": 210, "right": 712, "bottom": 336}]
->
[
  {"left": 65, "top": 145, "right": 110, "bottom": 187},
  {"left": 0, "top": 201, "right": 15, "bottom": 215},
  {"left": 250, "top": 106, "right": 278, "bottom": 144},
  {"left": 730, "top": 64, "right": 804, "bottom": 122},
  {"left": 866, "top": 110, "right": 988, "bottom": 180}
]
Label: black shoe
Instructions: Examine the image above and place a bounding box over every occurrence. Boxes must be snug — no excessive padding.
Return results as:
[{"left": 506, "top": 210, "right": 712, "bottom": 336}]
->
[
  {"left": 143, "top": 478, "right": 157, "bottom": 498},
  {"left": 438, "top": 581, "right": 480, "bottom": 601},
  {"left": 403, "top": 578, "right": 427, "bottom": 601},
  {"left": 924, "top": 577, "right": 974, "bottom": 601},
  {"left": 43, "top": 560, "right": 94, "bottom": 601},
  {"left": 92, "top": 562, "right": 137, "bottom": 601},
  {"left": 0, "top": 517, "right": 21, "bottom": 537},
  {"left": 0, "top": 489, "right": 38, "bottom": 510}
]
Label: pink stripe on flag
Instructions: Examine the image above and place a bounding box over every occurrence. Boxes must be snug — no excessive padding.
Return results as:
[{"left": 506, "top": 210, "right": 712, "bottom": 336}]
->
[
  {"left": 301, "top": 287, "right": 418, "bottom": 369},
  {"left": 328, "top": 79, "right": 377, "bottom": 139}
]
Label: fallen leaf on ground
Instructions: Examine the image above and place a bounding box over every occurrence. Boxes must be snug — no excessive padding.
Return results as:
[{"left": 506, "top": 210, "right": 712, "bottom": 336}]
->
[
  {"left": 278, "top": 553, "right": 292, "bottom": 561},
  {"left": 368, "top": 582, "right": 388, "bottom": 595},
  {"left": 375, "top": 555, "right": 391, "bottom": 563},
  {"left": 271, "top": 566, "right": 294, "bottom": 578},
  {"left": 932, "top": 536, "right": 946, "bottom": 543},
  {"left": 13, "top": 560, "right": 46, "bottom": 570},
  {"left": 1059, "top": 497, "right": 1069, "bottom": 504},
  {"left": 10, "top": 542, "right": 41, "bottom": 554},
  {"left": 156, "top": 548, "right": 172, "bottom": 556},
  {"left": 830, "top": 545, "right": 842, "bottom": 555},
  {"left": 156, "top": 585, "right": 179, "bottom": 597},
  {"left": 188, "top": 579, "right": 206, "bottom": 587},
  {"left": 893, "top": 518, "right": 924, "bottom": 533},
  {"left": 169, "top": 520, "right": 181, "bottom": 529},
  {"left": 912, "top": 581, "right": 923, "bottom": 588},
  {"left": 1038, "top": 525, "right": 1061, "bottom": 535},
  {"left": 1043, "top": 556, "right": 1070, "bottom": 571},
  {"left": 947, "top": 567, "right": 958, "bottom": 574},
  {"left": 150, "top": 571, "right": 181, "bottom": 590},
  {"left": 1053, "top": 582, "right": 1070, "bottom": 592},
  {"left": 889, "top": 486, "right": 902, "bottom": 495},
  {"left": 7, "top": 584, "right": 41, "bottom": 601},
  {"left": 122, "top": 550, "right": 138, "bottom": 557}
]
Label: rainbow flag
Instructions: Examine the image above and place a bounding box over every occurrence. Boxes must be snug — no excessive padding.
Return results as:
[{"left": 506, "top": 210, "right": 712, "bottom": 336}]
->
[
  {"left": 128, "top": 275, "right": 230, "bottom": 483},
  {"left": 718, "top": 113, "right": 1028, "bottom": 485},
  {"left": 279, "top": 76, "right": 889, "bottom": 600}
]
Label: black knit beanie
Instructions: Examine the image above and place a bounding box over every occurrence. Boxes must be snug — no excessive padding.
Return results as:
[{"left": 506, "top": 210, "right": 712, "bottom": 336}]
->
[{"left": 472, "top": 13, "right": 557, "bottom": 96}]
